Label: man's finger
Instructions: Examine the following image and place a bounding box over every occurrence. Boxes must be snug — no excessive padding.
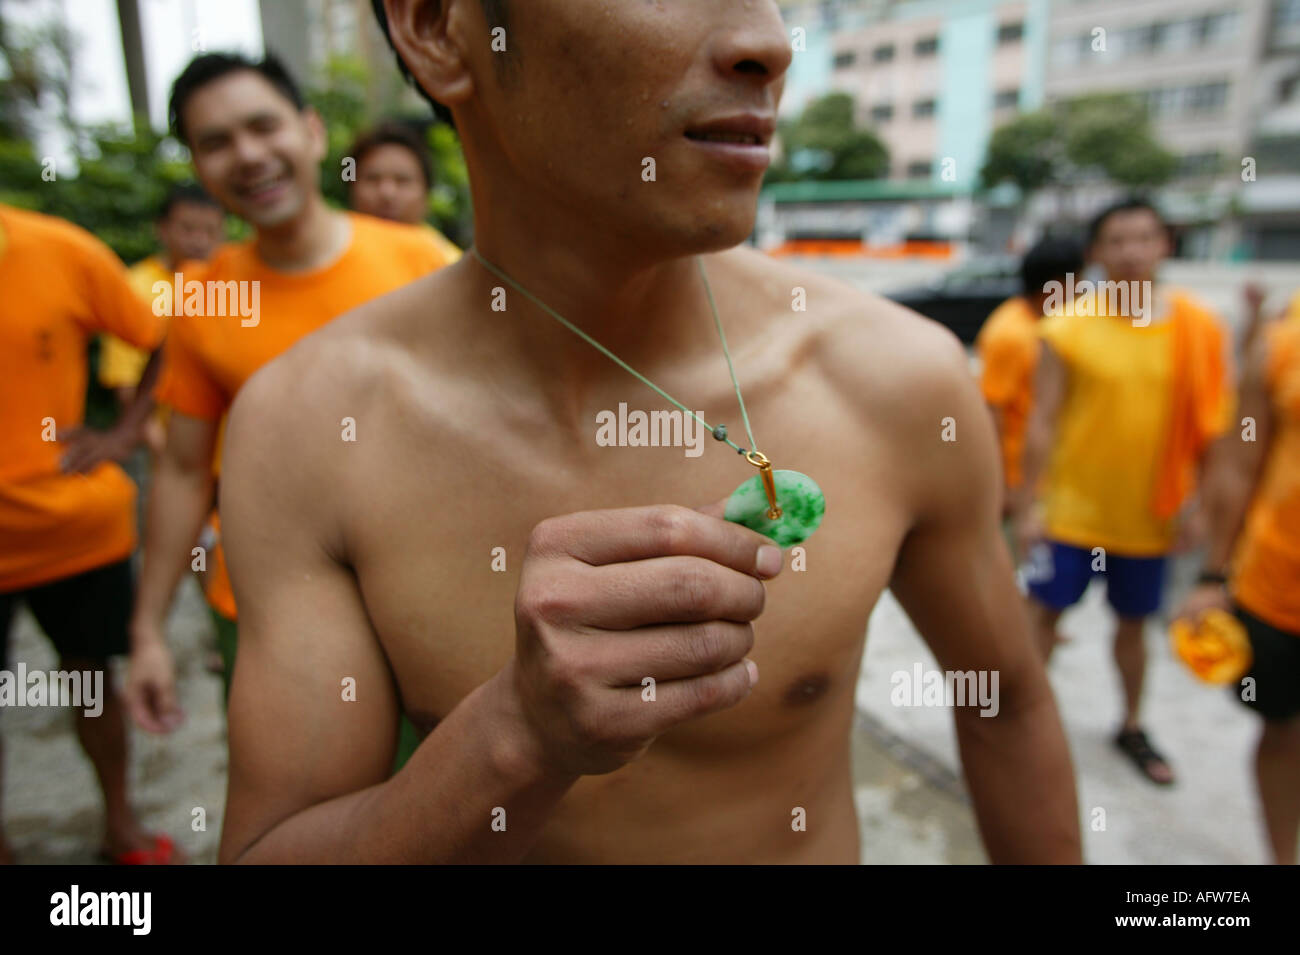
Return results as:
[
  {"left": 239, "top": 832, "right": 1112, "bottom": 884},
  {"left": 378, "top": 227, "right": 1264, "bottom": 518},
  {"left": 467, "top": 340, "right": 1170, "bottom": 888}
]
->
[
  {"left": 537, "top": 504, "right": 779, "bottom": 579},
  {"left": 693, "top": 497, "right": 728, "bottom": 520}
]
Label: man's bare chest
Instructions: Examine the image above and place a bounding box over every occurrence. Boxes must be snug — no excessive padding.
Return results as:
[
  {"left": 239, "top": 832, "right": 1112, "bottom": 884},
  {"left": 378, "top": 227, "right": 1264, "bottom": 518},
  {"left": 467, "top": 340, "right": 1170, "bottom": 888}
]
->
[{"left": 345, "top": 385, "right": 913, "bottom": 744}]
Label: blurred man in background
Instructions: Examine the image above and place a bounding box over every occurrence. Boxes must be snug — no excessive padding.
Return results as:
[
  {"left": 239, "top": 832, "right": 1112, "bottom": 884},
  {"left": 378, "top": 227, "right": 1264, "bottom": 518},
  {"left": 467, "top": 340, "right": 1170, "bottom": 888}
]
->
[
  {"left": 124, "top": 53, "right": 456, "bottom": 742},
  {"left": 0, "top": 204, "right": 177, "bottom": 864},
  {"left": 346, "top": 121, "right": 461, "bottom": 262},
  {"left": 976, "top": 236, "right": 1084, "bottom": 535},
  {"left": 1014, "top": 197, "right": 1235, "bottom": 787},
  {"left": 1176, "top": 294, "right": 1300, "bottom": 864},
  {"left": 100, "top": 184, "right": 225, "bottom": 454}
]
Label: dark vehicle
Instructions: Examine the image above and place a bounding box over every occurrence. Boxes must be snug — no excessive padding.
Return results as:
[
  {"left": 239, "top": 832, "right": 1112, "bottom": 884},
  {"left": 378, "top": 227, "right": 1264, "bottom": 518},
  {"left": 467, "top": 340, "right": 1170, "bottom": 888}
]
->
[{"left": 884, "top": 256, "right": 1021, "bottom": 344}]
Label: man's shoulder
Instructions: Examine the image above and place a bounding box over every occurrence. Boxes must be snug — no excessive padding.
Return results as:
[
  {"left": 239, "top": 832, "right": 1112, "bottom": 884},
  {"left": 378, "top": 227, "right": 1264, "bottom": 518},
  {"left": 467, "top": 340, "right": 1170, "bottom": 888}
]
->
[
  {"left": 1167, "top": 287, "right": 1225, "bottom": 329},
  {"left": 722, "top": 248, "right": 975, "bottom": 427},
  {"left": 3, "top": 204, "right": 116, "bottom": 267},
  {"left": 349, "top": 212, "right": 452, "bottom": 267},
  {"left": 978, "top": 297, "right": 1037, "bottom": 346}
]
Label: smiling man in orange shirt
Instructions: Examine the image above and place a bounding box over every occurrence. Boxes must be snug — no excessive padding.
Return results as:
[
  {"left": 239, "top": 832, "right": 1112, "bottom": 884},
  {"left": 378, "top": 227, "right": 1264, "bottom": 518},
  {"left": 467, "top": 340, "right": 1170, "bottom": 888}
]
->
[{"left": 125, "top": 53, "right": 455, "bottom": 740}]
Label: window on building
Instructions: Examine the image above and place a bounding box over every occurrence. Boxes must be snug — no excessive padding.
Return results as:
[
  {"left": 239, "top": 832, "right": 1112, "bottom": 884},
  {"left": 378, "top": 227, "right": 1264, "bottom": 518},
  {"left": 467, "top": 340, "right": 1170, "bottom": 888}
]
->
[
  {"left": 1144, "top": 86, "right": 1180, "bottom": 119},
  {"left": 833, "top": 50, "right": 856, "bottom": 69},
  {"left": 1192, "top": 11, "right": 1239, "bottom": 46},
  {"left": 914, "top": 36, "right": 939, "bottom": 56},
  {"left": 994, "top": 88, "right": 1020, "bottom": 110},
  {"left": 1277, "top": 0, "right": 1300, "bottom": 28},
  {"left": 906, "top": 160, "right": 934, "bottom": 179},
  {"left": 873, "top": 43, "right": 896, "bottom": 62},
  {"left": 1178, "top": 152, "right": 1221, "bottom": 178},
  {"left": 1186, "top": 81, "right": 1229, "bottom": 115},
  {"left": 912, "top": 98, "right": 937, "bottom": 118},
  {"left": 870, "top": 103, "right": 895, "bottom": 122},
  {"left": 997, "top": 22, "right": 1024, "bottom": 45}
]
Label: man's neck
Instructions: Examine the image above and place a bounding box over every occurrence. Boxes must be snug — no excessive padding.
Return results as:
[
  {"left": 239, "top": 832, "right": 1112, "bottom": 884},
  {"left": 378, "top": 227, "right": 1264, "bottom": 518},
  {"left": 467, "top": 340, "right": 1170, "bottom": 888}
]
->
[{"left": 253, "top": 197, "right": 349, "bottom": 273}]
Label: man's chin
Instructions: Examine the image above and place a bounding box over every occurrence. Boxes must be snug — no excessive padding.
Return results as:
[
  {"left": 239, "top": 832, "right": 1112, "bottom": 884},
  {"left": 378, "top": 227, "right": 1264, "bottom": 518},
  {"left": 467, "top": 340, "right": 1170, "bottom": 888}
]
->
[{"left": 242, "top": 199, "right": 302, "bottom": 231}]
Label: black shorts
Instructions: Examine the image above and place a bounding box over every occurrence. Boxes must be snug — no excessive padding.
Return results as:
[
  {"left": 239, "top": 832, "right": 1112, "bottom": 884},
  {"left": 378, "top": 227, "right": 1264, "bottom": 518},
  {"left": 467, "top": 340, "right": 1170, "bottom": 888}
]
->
[
  {"left": 0, "top": 559, "right": 133, "bottom": 673},
  {"left": 1231, "top": 604, "right": 1300, "bottom": 723}
]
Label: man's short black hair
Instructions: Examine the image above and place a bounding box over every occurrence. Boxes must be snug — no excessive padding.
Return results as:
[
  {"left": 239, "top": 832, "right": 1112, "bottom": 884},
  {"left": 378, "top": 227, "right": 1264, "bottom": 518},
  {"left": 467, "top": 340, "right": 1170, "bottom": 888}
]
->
[
  {"left": 169, "top": 51, "right": 305, "bottom": 145},
  {"left": 348, "top": 122, "right": 434, "bottom": 189},
  {"left": 1086, "top": 196, "right": 1166, "bottom": 247},
  {"left": 1021, "top": 235, "right": 1084, "bottom": 297},
  {"left": 158, "top": 183, "right": 220, "bottom": 220},
  {"left": 370, "top": 0, "right": 509, "bottom": 125}
]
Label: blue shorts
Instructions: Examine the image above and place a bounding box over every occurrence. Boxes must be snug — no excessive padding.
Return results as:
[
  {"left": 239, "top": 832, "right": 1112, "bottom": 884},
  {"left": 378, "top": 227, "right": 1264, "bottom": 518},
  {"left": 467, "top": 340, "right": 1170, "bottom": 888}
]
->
[{"left": 1025, "top": 540, "right": 1167, "bottom": 619}]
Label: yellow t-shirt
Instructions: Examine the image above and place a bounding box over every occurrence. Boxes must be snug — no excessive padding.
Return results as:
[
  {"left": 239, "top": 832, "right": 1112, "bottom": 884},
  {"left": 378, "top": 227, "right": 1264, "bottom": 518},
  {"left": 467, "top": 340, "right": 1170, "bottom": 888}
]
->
[
  {"left": 99, "top": 255, "right": 171, "bottom": 389},
  {"left": 976, "top": 296, "right": 1040, "bottom": 489},
  {"left": 1038, "top": 290, "right": 1210, "bottom": 556}
]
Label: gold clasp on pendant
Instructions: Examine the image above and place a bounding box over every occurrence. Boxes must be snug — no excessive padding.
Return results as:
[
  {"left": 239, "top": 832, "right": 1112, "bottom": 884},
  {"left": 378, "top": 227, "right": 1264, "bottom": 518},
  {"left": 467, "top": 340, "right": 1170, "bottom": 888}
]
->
[{"left": 744, "top": 450, "right": 783, "bottom": 520}]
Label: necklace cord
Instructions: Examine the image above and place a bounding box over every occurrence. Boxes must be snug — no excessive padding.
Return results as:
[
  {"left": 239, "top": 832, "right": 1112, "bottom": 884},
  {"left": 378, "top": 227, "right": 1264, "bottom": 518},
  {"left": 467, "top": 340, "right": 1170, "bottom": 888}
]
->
[{"left": 469, "top": 248, "right": 760, "bottom": 456}]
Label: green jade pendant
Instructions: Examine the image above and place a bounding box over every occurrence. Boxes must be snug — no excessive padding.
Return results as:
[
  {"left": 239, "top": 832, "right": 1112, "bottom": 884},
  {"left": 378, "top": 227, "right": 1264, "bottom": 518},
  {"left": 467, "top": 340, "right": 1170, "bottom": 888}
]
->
[{"left": 724, "top": 451, "right": 825, "bottom": 548}]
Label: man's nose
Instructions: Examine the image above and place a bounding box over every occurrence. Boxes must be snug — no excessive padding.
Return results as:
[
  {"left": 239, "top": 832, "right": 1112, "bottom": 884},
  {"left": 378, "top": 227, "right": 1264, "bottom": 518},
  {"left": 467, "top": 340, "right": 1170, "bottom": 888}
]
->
[
  {"left": 230, "top": 130, "right": 273, "bottom": 168},
  {"left": 709, "top": 0, "right": 792, "bottom": 87}
]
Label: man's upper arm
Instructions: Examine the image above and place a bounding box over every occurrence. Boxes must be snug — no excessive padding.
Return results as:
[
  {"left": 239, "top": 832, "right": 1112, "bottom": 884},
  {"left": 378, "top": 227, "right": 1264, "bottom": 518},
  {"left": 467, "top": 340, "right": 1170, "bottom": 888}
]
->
[
  {"left": 218, "top": 365, "right": 402, "bottom": 862},
  {"left": 887, "top": 332, "right": 1042, "bottom": 687},
  {"left": 73, "top": 231, "right": 165, "bottom": 350}
]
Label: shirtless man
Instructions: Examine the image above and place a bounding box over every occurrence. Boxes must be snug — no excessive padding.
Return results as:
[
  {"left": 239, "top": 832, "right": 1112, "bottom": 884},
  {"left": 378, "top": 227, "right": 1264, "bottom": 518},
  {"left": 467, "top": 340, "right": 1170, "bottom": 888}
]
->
[{"left": 217, "top": 0, "right": 1080, "bottom": 864}]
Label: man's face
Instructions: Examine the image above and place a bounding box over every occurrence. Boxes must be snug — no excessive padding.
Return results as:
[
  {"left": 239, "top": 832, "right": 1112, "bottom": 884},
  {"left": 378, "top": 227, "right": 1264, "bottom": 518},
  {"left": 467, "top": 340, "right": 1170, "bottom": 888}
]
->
[
  {"left": 156, "top": 201, "right": 225, "bottom": 264},
  {"left": 181, "top": 70, "right": 326, "bottom": 230},
  {"left": 351, "top": 144, "right": 429, "bottom": 225},
  {"left": 1089, "top": 209, "right": 1169, "bottom": 285},
  {"left": 464, "top": 0, "right": 791, "bottom": 254}
]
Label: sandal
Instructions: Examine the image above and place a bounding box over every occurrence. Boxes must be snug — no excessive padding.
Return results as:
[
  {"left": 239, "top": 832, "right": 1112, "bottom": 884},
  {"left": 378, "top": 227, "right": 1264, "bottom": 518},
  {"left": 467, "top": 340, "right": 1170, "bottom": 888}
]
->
[
  {"left": 1114, "top": 728, "right": 1175, "bottom": 786},
  {"left": 100, "top": 833, "right": 177, "bottom": 865}
]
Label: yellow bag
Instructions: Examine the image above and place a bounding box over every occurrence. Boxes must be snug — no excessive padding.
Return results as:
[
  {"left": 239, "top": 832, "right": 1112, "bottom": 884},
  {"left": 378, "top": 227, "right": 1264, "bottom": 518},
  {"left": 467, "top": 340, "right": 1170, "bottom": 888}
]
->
[{"left": 1170, "top": 609, "right": 1252, "bottom": 685}]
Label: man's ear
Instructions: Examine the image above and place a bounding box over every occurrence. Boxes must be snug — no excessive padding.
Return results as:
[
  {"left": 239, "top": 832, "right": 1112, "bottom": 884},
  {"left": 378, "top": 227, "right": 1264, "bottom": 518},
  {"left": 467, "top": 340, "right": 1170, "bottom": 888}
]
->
[
  {"left": 384, "top": 0, "right": 476, "bottom": 110},
  {"left": 303, "top": 107, "right": 328, "bottom": 163}
]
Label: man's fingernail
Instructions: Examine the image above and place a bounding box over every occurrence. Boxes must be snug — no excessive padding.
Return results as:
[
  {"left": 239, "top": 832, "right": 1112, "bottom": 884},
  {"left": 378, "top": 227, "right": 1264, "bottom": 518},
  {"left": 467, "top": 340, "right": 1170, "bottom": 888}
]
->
[
  {"left": 745, "top": 659, "right": 759, "bottom": 687},
  {"left": 756, "top": 545, "right": 782, "bottom": 577}
]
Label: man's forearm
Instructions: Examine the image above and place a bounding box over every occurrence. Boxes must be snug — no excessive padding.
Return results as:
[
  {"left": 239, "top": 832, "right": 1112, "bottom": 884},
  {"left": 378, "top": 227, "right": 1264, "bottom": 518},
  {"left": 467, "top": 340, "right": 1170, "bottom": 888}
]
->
[
  {"left": 954, "top": 686, "right": 1082, "bottom": 863},
  {"left": 223, "top": 665, "right": 579, "bottom": 864},
  {"left": 116, "top": 350, "right": 163, "bottom": 437},
  {"left": 131, "top": 453, "right": 215, "bottom": 645}
]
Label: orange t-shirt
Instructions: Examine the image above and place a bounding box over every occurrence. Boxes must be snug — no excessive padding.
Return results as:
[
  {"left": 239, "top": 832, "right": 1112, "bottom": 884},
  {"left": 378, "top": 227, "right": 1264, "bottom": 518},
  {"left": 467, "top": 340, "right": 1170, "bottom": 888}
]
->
[
  {"left": 976, "top": 296, "right": 1040, "bottom": 489},
  {"left": 0, "top": 205, "right": 166, "bottom": 592},
  {"left": 157, "top": 212, "right": 452, "bottom": 618},
  {"left": 1231, "top": 315, "right": 1300, "bottom": 634}
]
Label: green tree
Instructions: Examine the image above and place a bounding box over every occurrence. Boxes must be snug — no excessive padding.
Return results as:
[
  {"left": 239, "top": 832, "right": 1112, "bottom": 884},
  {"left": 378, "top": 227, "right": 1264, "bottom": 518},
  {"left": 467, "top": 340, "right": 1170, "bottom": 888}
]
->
[
  {"left": 767, "top": 92, "right": 889, "bottom": 183},
  {"left": 981, "top": 93, "right": 1178, "bottom": 197}
]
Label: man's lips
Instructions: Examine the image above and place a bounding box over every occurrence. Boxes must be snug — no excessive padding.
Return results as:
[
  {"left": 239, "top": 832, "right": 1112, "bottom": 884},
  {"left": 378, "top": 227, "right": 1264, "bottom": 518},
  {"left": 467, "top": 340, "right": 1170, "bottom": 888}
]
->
[
  {"left": 684, "top": 114, "right": 775, "bottom": 172},
  {"left": 237, "top": 173, "right": 291, "bottom": 203}
]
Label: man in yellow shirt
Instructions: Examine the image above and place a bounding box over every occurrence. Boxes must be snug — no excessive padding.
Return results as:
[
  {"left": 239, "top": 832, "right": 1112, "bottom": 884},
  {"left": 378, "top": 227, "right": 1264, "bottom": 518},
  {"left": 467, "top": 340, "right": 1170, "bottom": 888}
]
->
[
  {"left": 1014, "top": 198, "right": 1234, "bottom": 786},
  {"left": 1176, "top": 296, "right": 1300, "bottom": 863},
  {"left": 99, "top": 185, "right": 224, "bottom": 451},
  {"left": 976, "top": 236, "right": 1083, "bottom": 526}
]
